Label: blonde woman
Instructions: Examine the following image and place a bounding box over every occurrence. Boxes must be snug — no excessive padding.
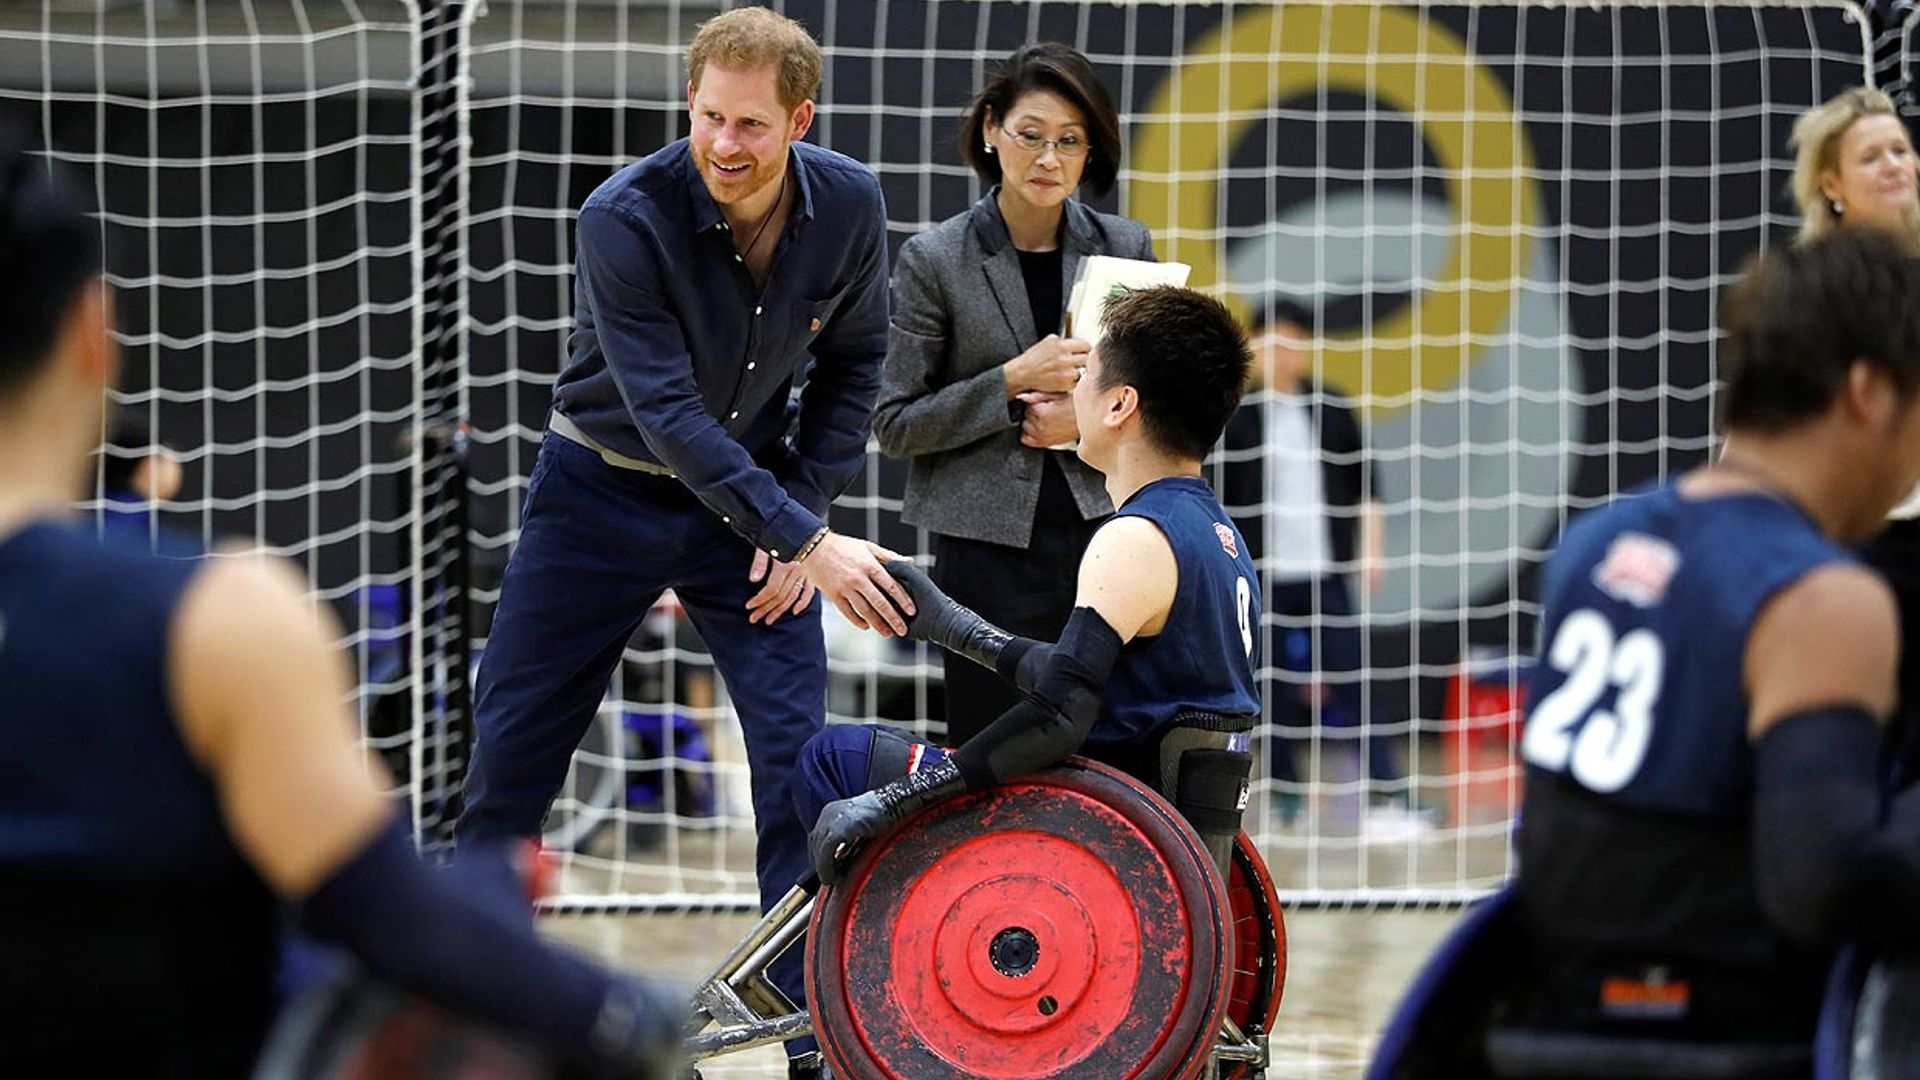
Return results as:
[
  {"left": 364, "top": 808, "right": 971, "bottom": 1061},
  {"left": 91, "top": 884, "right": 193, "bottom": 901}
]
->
[{"left": 1790, "top": 86, "right": 1920, "bottom": 244}]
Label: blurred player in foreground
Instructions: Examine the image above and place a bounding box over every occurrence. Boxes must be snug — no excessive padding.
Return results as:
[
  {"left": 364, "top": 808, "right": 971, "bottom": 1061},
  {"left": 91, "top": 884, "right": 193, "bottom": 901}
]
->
[
  {"left": 798, "top": 286, "right": 1262, "bottom": 884},
  {"left": 0, "top": 142, "right": 678, "bottom": 1076},
  {"left": 1510, "top": 226, "right": 1920, "bottom": 1052}
]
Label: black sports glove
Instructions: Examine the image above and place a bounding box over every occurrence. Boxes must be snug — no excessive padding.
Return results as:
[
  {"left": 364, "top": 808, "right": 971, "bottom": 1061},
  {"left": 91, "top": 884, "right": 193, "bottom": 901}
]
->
[
  {"left": 884, "top": 560, "right": 1015, "bottom": 667},
  {"left": 808, "top": 755, "right": 967, "bottom": 885}
]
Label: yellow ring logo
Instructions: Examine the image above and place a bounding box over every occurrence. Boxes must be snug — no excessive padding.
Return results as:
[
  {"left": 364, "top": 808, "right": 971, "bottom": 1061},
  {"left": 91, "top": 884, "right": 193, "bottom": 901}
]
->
[{"left": 1129, "top": 4, "right": 1543, "bottom": 411}]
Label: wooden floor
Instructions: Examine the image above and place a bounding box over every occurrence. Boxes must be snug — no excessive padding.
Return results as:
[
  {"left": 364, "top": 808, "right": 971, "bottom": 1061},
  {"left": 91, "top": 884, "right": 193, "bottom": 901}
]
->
[{"left": 541, "top": 905, "right": 1463, "bottom": 1079}]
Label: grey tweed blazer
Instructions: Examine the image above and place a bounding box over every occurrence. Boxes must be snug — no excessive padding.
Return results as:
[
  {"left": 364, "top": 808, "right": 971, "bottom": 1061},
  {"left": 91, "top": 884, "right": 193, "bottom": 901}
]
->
[{"left": 872, "top": 191, "right": 1156, "bottom": 548}]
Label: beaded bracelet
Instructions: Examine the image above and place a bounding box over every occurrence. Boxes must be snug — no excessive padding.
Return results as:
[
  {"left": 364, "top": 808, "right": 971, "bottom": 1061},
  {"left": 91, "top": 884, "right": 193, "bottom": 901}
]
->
[{"left": 792, "top": 526, "right": 831, "bottom": 564}]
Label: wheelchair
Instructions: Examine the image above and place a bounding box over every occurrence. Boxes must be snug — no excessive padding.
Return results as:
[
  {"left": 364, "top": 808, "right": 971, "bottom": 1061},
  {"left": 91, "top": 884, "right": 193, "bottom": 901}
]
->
[
  {"left": 1815, "top": 947, "right": 1920, "bottom": 1080},
  {"left": 684, "top": 755, "right": 1288, "bottom": 1080},
  {"left": 1365, "top": 886, "right": 1920, "bottom": 1080}
]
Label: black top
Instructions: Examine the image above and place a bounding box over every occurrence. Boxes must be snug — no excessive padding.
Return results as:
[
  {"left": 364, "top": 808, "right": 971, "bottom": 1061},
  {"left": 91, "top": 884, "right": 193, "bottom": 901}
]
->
[
  {"left": 1016, "top": 245, "right": 1077, "bottom": 529},
  {"left": 1016, "top": 247, "right": 1064, "bottom": 338}
]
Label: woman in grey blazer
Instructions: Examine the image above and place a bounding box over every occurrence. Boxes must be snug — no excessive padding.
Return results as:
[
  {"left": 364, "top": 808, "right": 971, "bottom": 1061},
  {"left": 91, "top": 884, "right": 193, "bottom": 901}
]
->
[{"left": 872, "top": 43, "right": 1155, "bottom": 744}]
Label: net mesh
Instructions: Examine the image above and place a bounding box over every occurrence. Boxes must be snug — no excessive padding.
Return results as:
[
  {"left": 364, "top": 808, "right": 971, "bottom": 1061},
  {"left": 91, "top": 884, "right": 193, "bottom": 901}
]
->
[
  {"left": 0, "top": 0, "right": 439, "bottom": 805},
  {"left": 461, "top": 0, "right": 1872, "bottom": 909},
  {"left": 1, "top": 0, "right": 1885, "bottom": 909}
]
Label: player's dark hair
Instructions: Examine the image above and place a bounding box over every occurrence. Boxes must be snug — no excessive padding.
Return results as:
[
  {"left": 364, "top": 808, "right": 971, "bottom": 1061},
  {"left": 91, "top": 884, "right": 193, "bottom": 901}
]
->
[
  {"left": 0, "top": 134, "right": 101, "bottom": 400},
  {"left": 960, "top": 43, "right": 1121, "bottom": 199},
  {"left": 1094, "top": 286, "right": 1252, "bottom": 459},
  {"left": 1721, "top": 226, "right": 1920, "bottom": 432}
]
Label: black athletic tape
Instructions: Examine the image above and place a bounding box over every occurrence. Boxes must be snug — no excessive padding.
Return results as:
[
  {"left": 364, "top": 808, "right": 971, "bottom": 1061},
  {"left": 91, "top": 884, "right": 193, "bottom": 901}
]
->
[
  {"left": 809, "top": 756, "right": 969, "bottom": 885},
  {"left": 1753, "top": 704, "right": 1920, "bottom": 951},
  {"left": 952, "top": 606, "right": 1122, "bottom": 789},
  {"left": 871, "top": 754, "right": 966, "bottom": 818}
]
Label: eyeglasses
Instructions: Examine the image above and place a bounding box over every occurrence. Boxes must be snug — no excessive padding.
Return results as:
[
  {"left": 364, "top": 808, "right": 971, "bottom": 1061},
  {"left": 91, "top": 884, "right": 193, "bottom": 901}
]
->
[{"left": 1005, "top": 130, "right": 1089, "bottom": 158}]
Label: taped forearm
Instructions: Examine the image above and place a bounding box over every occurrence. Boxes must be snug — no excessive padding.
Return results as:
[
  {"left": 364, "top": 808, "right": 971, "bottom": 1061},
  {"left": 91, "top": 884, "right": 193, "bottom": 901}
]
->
[
  {"left": 951, "top": 607, "right": 1121, "bottom": 787},
  {"left": 868, "top": 754, "right": 967, "bottom": 820},
  {"left": 1753, "top": 707, "right": 1920, "bottom": 952},
  {"left": 301, "top": 817, "right": 676, "bottom": 1071},
  {"left": 996, "top": 639, "right": 1050, "bottom": 692}
]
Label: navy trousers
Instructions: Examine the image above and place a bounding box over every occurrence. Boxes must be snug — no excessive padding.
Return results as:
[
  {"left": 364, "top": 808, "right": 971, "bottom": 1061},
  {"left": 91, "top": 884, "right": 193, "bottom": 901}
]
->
[
  {"left": 791, "top": 724, "right": 950, "bottom": 832},
  {"left": 458, "top": 432, "right": 822, "bottom": 1022}
]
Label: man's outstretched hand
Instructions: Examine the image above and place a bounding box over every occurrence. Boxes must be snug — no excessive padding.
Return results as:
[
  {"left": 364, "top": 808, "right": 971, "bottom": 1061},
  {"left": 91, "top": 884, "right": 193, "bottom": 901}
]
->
[{"left": 797, "top": 532, "right": 915, "bottom": 636}]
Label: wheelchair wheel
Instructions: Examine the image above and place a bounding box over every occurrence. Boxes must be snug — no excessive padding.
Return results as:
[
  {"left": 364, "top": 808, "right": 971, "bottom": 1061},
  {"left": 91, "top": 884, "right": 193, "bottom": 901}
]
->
[
  {"left": 252, "top": 969, "right": 550, "bottom": 1080},
  {"left": 1841, "top": 956, "right": 1920, "bottom": 1080},
  {"left": 806, "top": 756, "right": 1232, "bottom": 1080},
  {"left": 1222, "top": 831, "right": 1287, "bottom": 1080}
]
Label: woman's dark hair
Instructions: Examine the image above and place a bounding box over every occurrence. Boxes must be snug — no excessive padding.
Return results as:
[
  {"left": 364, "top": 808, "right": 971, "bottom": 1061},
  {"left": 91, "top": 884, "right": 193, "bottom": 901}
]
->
[
  {"left": 959, "top": 43, "right": 1122, "bottom": 198},
  {"left": 1721, "top": 225, "right": 1920, "bottom": 432}
]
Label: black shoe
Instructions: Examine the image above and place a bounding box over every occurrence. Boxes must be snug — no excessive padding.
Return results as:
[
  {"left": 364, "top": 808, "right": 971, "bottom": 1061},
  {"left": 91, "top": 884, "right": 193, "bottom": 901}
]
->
[{"left": 788, "top": 1051, "right": 830, "bottom": 1079}]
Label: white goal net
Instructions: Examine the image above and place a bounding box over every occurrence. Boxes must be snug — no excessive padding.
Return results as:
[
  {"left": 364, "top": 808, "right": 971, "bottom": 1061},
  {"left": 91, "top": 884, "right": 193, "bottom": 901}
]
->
[
  {"left": 0, "top": 0, "right": 450, "bottom": 816},
  {"left": 463, "top": 0, "right": 1871, "bottom": 910},
  {"left": 3, "top": 0, "right": 1881, "bottom": 910}
]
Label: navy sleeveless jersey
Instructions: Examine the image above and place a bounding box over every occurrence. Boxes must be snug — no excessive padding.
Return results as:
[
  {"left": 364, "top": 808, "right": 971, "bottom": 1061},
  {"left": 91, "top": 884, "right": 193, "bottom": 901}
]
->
[
  {"left": 1522, "top": 483, "right": 1848, "bottom": 815},
  {"left": 1516, "top": 482, "right": 1849, "bottom": 1039},
  {"left": 0, "top": 518, "right": 277, "bottom": 1076},
  {"left": 1091, "top": 477, "right": 1261, "bottom": 747}
]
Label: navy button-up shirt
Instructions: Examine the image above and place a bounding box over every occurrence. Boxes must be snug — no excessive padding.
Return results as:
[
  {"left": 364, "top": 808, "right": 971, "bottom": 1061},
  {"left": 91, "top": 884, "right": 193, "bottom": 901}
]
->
[{"left": 553, "top": 138, "right": 889, "bottom": 556}]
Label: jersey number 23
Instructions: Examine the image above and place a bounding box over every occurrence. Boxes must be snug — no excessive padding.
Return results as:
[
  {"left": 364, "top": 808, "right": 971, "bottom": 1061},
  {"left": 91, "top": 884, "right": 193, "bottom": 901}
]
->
[{"left": 1521, "top": 608, "right": 1665, "bottom": 793}]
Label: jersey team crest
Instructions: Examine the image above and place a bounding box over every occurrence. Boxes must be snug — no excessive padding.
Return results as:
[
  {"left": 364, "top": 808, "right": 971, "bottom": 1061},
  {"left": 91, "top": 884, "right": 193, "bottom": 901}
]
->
[
  {"left": 1213, "top": 522, "right": 1239, "bottom": 559},
  {"left": 1590, "top": 532, "right": 1680, "bottom": 609}
]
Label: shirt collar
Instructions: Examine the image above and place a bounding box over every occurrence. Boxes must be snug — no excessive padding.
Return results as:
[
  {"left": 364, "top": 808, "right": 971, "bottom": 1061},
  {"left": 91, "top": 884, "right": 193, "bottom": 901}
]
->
[
  {"left": 789, "top": 141, "right": 818, "bottom": 223},
  {"left": 684, "top": 139, "right": 817, "bottom": 235}
]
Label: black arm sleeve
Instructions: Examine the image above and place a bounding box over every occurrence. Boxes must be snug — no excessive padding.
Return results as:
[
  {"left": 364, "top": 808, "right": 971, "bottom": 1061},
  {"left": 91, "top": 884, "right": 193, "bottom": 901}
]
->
[
  {"left": 1752, "top": 706, "right": 1920, "bottom": 952},
  {"left": 951, "top": 606, "right": 1123, "bottom": 789},
  {"left": 301, "top": 816, "right": 678, "bottom": 1074}
]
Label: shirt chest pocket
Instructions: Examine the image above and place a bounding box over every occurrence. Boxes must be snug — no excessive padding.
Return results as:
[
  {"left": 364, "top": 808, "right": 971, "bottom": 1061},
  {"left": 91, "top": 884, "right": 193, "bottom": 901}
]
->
[{"left": 793, "top": 288, "right": 848, "bottom": 352}]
